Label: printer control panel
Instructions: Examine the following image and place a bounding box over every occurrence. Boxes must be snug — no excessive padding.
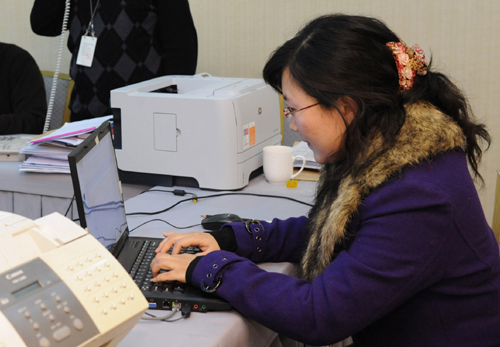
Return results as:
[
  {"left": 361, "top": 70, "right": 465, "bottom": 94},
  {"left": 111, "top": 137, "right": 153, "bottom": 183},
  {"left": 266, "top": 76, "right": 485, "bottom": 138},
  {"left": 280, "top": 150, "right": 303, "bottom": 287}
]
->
[{"left": 0, "top": 258, "right": 98, "bottom": 347}]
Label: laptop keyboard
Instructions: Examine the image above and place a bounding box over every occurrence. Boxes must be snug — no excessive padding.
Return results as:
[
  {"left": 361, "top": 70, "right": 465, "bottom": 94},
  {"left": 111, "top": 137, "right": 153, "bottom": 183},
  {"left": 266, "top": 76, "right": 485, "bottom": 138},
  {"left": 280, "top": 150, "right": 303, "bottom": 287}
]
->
[{"left": 129, "top": 240, "right": 201, "bottom": 294}]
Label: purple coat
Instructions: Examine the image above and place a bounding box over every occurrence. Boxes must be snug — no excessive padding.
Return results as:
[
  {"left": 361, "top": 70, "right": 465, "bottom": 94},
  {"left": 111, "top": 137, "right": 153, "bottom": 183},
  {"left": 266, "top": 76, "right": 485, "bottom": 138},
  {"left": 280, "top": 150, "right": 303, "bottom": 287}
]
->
[{"left": 191, "top": 151, "right": 500, "bottom": 346}]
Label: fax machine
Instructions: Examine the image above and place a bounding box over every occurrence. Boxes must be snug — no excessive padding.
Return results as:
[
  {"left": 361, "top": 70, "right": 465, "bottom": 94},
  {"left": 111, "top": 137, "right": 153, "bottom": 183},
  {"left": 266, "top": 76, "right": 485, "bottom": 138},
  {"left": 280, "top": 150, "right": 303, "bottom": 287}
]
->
[
  {"left": 0, "top": 212, "right": 147, "bottom": 347},
  {"left": 111, "top": 73, "right": 282, "bottom": 190}
]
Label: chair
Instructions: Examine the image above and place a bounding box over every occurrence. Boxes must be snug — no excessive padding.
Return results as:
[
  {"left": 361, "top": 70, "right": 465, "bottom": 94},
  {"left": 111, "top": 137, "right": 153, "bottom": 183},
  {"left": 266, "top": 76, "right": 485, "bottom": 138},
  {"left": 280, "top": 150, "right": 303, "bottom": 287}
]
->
[{"left": 41, "top": 70, "right": 74, "bottom": 130}]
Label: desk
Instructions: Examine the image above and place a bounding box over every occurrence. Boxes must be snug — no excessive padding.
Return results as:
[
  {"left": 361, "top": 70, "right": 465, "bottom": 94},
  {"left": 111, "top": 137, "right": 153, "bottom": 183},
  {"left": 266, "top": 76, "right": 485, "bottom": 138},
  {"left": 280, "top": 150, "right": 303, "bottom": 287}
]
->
[
  {"left": 119, "top": 175, "right": 317, "bottom": 347},
  {"left": 0, "top": 161, "right": 152, "bottom": 221}
]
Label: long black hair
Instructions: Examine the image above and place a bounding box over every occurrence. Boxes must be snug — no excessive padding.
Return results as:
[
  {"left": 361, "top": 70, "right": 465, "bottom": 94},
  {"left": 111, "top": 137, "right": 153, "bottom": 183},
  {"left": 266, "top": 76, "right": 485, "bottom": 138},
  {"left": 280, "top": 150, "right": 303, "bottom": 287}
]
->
[{"left": 263, "top": 14, "right": 490, "bottom": 205}]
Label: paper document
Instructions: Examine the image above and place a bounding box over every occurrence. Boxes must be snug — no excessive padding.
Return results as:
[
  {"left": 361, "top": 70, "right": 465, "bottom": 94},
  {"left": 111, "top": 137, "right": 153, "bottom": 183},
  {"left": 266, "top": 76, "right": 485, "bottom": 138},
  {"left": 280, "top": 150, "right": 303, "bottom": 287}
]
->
[
  {"left": 30, "top": 115, "right": 112, "bottom": 144},
  {"left": 293, "top": 141, "right": 321, "bottom": 170},
  {"left": 19, "top": 151, "right": 71, "bottom": 174},
  {"left": 18, "top": 116, "right": 111, "bottom": 174},
  {"left": 21, "top": 144, "right": 73, "bottom": 160},
  {"left": 19, "top": 166, "right": 70, "bottom": 174}
]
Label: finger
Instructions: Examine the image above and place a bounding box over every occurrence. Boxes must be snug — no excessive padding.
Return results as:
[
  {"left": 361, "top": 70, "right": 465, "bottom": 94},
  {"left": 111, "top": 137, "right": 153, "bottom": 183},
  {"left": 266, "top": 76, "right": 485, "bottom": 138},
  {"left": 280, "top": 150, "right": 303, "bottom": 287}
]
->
[
  {"left": 151, "top": 269, "right": 184, "bottom": 283},
  {"left": 150, "top": 253, "right": 169, "bottom": 277},
  {"left": 156, "top": 234, "right": 181, "bottom": 253},
  {"left": 190, "top": 234, "right": 220, "bottom": 254},
  {"left": 151, "top": 270, "right": 173, "bottom": 283},
  {"left": 156, "top": 232, "right": 198, "bottom": 253},
  {"left": 155, "top": 236, "right": 170, "bottom": 253},
  {"left": 150, "top": 256, "right": 191, "bottom": 283},
  {"left": 171, "top": 235, "right": 199, "bottom": 254}
]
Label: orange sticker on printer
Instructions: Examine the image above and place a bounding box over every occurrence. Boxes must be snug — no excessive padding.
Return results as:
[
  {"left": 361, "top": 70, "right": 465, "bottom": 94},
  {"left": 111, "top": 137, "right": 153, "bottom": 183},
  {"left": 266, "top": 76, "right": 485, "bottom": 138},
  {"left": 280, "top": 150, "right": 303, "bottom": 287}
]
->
[{"left": 249, "top": 122, "right": 256, "bottom": 146}]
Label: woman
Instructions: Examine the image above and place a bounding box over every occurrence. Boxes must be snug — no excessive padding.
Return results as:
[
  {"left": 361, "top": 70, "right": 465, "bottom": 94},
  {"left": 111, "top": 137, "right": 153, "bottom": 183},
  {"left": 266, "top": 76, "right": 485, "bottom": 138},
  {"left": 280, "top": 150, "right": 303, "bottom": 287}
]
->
[{"left": 150, "top": 14, "right": 500, "bottom": 346}]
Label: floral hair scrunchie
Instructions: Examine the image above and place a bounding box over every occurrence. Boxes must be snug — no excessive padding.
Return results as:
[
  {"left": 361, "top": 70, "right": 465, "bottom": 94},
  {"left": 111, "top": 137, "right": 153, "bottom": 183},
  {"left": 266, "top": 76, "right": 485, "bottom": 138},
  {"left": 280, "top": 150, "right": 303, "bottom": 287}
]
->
[{"left": 386, "top": 41, "right": 428, "bottom": 91}]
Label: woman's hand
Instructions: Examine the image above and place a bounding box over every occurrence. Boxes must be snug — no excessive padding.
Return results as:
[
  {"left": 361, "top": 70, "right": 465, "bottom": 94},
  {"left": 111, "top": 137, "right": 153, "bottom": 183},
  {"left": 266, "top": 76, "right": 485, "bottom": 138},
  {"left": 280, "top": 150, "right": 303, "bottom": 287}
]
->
[
  {"left": 150, "top": 253, "right": 196, "bottom": 283},
  {"left": 155, "top": 231, "right": 221, "bottom": 255},
  {"left": 151, "top": 232, "right": 222, "bottom": 283}
]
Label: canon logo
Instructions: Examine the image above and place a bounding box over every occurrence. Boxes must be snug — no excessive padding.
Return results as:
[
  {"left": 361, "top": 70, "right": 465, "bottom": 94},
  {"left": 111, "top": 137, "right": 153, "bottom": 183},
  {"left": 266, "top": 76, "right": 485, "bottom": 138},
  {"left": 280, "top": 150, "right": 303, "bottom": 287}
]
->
[{"left": 5, "top": 270, "right": 23, "bottom": 281}]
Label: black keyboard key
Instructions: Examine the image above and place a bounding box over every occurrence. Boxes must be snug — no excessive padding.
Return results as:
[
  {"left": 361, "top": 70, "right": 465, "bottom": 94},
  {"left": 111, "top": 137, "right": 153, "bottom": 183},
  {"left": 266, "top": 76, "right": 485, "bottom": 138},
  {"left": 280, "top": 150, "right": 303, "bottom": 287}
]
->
[
  {"left": 131, "top": 246, "right": 204, "bottom": 301},
  {"left": 152, "top": 285, "right": 163, "bottom": 292},
  {"left": 173, "top": 284, "right": 185, "bottom": 294},
  {"left": 163, "top": 283, "right": 174, "bottom": 292}
]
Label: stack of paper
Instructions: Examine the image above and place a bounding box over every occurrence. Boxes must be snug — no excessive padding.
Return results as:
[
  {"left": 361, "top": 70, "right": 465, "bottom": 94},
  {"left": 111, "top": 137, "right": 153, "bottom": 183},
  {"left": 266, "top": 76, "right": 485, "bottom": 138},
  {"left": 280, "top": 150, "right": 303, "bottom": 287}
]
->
[
  {"left": 293, "top": 141, "right": 321, "bottom": 170},
  {"left": 292, "top": 141, "right": 321, "bottom": 182},
  {"left": 19, "top": 116, "right": 112, "bottom": 173}
]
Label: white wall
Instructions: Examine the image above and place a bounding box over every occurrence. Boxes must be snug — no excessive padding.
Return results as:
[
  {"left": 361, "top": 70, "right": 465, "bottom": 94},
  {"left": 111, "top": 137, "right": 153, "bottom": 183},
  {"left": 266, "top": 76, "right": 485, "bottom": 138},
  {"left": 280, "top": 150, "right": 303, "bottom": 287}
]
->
[{"left": 2, "top": 0, "right": 499, "bottom": 223}]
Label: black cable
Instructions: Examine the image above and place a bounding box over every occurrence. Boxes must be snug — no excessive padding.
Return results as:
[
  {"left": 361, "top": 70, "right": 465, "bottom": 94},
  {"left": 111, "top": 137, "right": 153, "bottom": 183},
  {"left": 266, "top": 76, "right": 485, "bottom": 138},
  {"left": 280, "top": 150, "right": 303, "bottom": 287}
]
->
[
  {"left": 141, "top": 188, "right": 198, "bottom": 202},
  {"left": 141, "top": 304, "right": 192, "bottom": 322},
  {"left": 181, "top": 304, "right": 192, "bottom": 318},
  {"left": 126, "top": 196, "right": 194, "bottom": 216},
  {"left": 128, "top": 218, "right": 201, "bottom": 233},
  {"left": 145, "top": 188, "right": 313, "bottom": 206},
  {"left": 64, "top": 195, "right": 75, "bottom": 217},
  {"left": 141, "top": 310, "right": 176, "bottom": 321},
  {"left": 127, "top": 190, "right": 313, "bottom": 217}
]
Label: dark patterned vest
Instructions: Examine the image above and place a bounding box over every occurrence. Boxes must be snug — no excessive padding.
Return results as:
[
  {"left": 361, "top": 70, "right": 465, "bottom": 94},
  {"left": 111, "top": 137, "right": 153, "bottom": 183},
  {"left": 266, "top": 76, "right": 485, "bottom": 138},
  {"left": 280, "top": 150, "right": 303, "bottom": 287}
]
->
[{"left": 67, "top": 0, "right": 162, "bottom": 121}]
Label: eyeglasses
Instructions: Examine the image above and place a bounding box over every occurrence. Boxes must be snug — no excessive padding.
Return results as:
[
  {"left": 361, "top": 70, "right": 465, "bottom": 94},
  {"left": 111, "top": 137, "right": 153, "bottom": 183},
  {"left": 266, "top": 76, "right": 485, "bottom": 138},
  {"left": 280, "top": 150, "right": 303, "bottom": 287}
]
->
[{"left": 283, "top": 103, "right": 319, "bottom": 119}]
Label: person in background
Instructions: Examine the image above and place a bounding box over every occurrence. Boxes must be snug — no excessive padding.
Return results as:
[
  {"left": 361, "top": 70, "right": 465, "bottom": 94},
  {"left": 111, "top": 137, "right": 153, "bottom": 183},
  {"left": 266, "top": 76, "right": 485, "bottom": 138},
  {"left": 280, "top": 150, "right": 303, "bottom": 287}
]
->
[
  {"left": 149, "top": 14, "right": 500, "bottom": 346},
  {"left": 30, "top": 0, "right": 198, "bottom": 122},
  {"left": 0, "top": 42, "right": 46, "bottom": 135}
]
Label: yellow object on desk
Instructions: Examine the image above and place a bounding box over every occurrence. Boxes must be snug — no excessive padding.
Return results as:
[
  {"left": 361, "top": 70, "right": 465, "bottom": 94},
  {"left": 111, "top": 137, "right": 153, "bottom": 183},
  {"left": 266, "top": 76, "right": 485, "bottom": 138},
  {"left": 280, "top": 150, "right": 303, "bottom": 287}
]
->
[{"left": 286, "top": 179, "right": 298, "bottom": 188}]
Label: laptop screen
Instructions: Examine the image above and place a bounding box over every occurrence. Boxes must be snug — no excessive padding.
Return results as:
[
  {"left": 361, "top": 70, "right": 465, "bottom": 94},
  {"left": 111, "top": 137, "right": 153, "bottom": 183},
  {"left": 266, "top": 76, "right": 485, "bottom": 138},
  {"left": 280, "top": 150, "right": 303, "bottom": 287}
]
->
[{"left": 68, "top": 122, "right": 128, "bottom": 250}]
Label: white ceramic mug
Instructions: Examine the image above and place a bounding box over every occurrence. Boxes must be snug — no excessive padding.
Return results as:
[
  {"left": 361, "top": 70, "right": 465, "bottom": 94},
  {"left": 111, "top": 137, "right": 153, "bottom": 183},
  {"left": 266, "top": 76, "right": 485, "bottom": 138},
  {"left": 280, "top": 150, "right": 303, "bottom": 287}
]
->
[{"left": 263, "top": 146, "right": 306, "bottom": 185}]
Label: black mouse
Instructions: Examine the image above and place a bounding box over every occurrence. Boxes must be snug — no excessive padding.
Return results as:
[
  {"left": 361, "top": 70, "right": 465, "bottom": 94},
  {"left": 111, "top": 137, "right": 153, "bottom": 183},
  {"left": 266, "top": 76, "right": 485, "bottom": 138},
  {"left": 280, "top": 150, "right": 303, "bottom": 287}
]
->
[{"left": 201, "top": 213, "right": 244, "bottom": 230}]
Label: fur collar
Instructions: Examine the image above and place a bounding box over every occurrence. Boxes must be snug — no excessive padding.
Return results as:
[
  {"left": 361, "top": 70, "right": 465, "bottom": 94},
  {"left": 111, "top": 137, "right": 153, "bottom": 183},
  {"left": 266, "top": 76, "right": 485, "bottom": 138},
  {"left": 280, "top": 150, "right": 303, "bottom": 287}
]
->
[{"left": 300, "top": 102, "right": 467, "bottom": 281}]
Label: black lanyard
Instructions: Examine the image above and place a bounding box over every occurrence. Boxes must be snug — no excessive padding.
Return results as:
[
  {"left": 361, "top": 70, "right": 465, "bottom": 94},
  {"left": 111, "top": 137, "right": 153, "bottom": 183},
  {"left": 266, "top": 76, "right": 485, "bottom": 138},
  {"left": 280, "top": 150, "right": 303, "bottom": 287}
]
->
[{"left": 85, "top": 0, "right": 101, "bottom": 36}]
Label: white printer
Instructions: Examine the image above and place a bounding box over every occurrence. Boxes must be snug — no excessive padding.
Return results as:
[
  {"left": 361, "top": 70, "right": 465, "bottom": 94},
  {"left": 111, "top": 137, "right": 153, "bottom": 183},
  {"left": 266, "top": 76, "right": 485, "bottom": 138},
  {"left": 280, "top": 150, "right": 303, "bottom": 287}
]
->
[{"left": 110, "top": 73, "right": 282, "bottom": 190}]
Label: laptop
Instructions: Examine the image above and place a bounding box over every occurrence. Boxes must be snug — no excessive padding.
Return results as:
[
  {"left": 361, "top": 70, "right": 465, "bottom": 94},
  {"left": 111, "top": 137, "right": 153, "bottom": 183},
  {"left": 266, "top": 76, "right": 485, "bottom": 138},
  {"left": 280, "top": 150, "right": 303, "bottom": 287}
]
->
[{"left": 68, "top": 121, "right": 231, "bottom": 312}]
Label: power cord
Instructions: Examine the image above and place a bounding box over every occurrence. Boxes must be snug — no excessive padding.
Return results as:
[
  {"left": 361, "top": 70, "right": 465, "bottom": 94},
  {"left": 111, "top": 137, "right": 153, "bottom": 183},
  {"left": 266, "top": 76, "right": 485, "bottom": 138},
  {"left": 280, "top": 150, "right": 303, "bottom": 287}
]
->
[
  {"left": 129, "top": 218, "right": 201, "bottom": 233},
  {"left": 141, "top": 304, "right": 192, "bottom": 322},
  {"left": 64, "top": 195, "right": 75, "bottom": 217},
  {"left": 127, "top": 190, "right": 198, "bottom": 217},
  {"left": 127, "top": 189, "right": 313, "bottom": 218},
  {"left": 141, "top": 188, "right": 198, "bottom": 203},
  {"left": 69, "top": 188, "right": 313, "bottom": 228}
]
